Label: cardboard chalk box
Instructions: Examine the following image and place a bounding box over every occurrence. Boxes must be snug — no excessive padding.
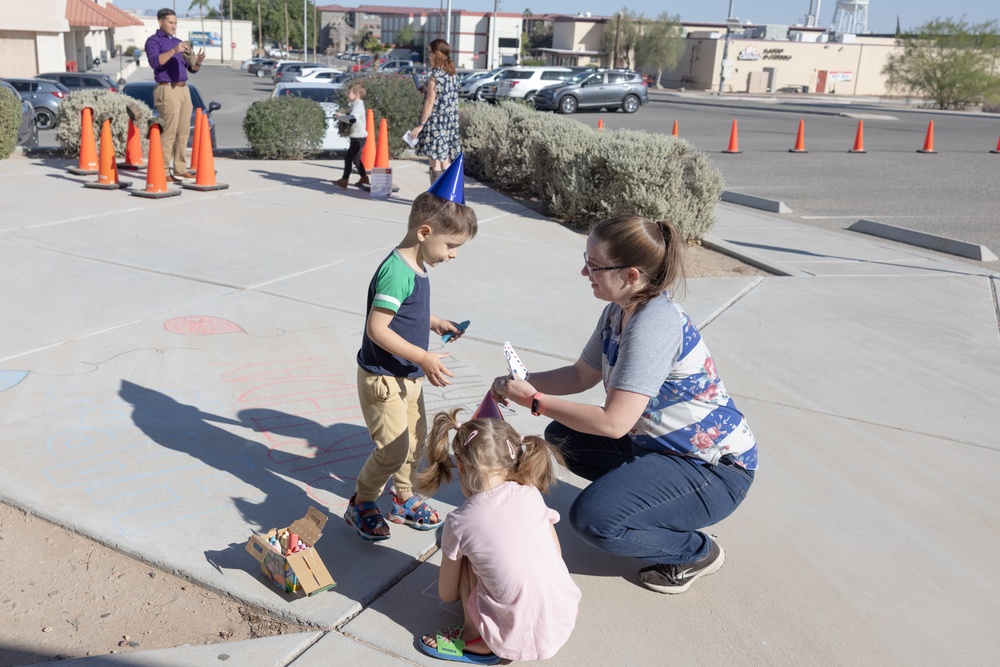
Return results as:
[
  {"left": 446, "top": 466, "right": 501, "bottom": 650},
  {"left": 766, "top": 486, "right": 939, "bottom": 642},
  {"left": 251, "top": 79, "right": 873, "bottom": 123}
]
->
[{"left": 245, "top": 506, "right": 336, "bottom": 597}]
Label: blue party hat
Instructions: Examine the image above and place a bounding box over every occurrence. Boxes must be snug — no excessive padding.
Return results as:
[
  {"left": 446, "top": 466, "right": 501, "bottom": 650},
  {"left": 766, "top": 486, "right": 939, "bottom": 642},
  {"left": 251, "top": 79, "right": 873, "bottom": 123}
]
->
[{"left": 427, "top": 153, "right": 465, "bottom": 204}]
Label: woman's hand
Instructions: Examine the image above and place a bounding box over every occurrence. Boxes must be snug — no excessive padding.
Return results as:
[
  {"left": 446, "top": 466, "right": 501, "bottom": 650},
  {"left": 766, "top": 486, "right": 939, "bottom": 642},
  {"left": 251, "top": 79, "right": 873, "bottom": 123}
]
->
[
  {"left": 410, "top": 124, "right": 423, "bottom": 138},
  {"left": 491, "top": 375, "right": 536, "bottom": 408}
]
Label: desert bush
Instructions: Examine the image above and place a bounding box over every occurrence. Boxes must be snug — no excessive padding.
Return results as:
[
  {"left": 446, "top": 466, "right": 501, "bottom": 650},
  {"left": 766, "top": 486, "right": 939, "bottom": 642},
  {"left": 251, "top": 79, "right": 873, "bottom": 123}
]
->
[
  {"left": 0, "top": 86, "right": 21, "bottom": 159},
  {"left": 459, "top": 103, "right": 724, "bottom": 240},
  {"left": 337, "top": 73, "right": 424, "bottom": 158},
  {"left": 55, "top": 89, "right": 153, "bottom": 158},
  {"left": 243, "top": 96, "right": 325, "bottom": 159},
  {"left": 983, "top": 96, "right": 1000, "bottom": 113}
]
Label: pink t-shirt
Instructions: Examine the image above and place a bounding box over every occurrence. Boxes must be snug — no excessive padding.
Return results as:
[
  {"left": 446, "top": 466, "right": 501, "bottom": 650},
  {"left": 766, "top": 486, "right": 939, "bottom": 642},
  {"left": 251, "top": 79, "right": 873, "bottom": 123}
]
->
[{"left": 441, "top": 481, "right": 581, "bottom": 661}]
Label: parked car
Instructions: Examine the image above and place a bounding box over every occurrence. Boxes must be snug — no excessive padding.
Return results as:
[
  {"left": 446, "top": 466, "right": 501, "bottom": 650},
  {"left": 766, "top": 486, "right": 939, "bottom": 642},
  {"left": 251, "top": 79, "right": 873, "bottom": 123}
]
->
[
  {"left": 294, "top": 67, "right": 343, "bottom": 83},
  {"left": 272, "top": 61, "right": 324, "bottom": 85},
  {"left": 248, "top": 59, "right": 277, "bottom": 77},
  {"left": 266, "top": 46, "right": 288, "bottom": 58},
  {"left": 2, "top": 77, "right": 69, "bottom": 130},
  {"left": 241, "top": 57, "right": 271, "bottom": 72},
  {"left": 479, "top": 82, "right": 499, "bottom": 103},
  {"left": 120, "top": 81, "right": 220, "bottom": 148},
  {"left": 494, "top": 66, "right": 572, "bottom": 102},
  {"left": 377, "top": 59, "right": 414, "bottom": 73},
  {"left": 0, "top": 80, "right": 38, "bottom": 148},
  {"left": 271, "top": 82, "right": 349, "bottom": 151},
  {"left": 532, "top": 68, "right": 649, "bottom": 114},
  {"left": 396, "top": 65, "right": 429, "bottom": 89},
  {"left": 36, "top": 71, "right": 118, "bottom": 93},
  {"left": 458, "top": 67, "right": 509, "bottom": 101}
]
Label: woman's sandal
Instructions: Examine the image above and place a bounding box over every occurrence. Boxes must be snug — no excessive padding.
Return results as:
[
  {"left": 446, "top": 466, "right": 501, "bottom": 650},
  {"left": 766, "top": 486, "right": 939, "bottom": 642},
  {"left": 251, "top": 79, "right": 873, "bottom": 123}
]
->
[
  {"left": 343, "top": 494, "right": 390, "bottom": 542},
  {"left": 418, "top": 625, "right": 500, "bottom": 665},
  {"left": 389, "top": 493, "right": 443, "bottom": 530}
]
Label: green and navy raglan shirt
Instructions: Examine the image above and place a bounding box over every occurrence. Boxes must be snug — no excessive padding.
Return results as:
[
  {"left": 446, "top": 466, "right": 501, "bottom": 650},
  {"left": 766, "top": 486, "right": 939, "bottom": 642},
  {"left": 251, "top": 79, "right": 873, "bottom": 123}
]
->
[{"left": 357, "top": 250, "right": 430, "bottom": 378}]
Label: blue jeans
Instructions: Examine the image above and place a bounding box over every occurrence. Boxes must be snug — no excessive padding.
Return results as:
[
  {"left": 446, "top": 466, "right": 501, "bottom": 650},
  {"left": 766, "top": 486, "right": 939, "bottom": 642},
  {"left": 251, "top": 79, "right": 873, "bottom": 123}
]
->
[{"left": 546, "top": 421, "right": 754, "bottom": 566}]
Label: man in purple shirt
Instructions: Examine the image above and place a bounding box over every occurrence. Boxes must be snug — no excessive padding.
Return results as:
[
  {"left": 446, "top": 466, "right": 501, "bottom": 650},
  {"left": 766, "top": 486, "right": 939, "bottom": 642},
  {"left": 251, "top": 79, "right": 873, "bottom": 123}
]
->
[{"left": 145, "top": 8, "right": 205, "bottom": 182}]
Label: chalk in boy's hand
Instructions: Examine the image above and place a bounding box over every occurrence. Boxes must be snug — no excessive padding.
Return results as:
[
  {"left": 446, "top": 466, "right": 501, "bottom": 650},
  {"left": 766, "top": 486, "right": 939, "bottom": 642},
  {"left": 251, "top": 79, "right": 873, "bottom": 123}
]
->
[{"left": 442, "top": 320, "right": 470, "bottom": 343}]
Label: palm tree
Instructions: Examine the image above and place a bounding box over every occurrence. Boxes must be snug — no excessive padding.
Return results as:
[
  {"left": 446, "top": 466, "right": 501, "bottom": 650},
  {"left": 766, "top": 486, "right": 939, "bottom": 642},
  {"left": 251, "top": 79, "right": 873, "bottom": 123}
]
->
[{"left": 190, "top": 0, "right": 211, "bottom": 48}]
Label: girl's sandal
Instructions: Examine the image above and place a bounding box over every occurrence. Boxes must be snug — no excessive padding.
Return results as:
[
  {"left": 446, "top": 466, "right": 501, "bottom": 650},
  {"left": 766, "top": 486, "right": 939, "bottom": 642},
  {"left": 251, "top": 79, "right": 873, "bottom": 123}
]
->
[
  {"left": 343, "top": 495, "right": 390, "bottom": 542},
  {"left": 389, "top": 493, "right": 443, "bottom": 530},
  {"left": 418, "top": 626, "right": 500, "bottom": 665}
]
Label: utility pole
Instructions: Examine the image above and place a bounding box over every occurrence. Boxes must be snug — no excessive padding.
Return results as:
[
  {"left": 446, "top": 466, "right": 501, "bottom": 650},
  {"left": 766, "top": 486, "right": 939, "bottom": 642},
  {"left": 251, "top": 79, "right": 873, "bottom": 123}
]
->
[
  {"left": 284, "top": 1, "right": 289, "bottom": 57},
  {"left": 220, "top": 1, "right": 224, "bottom": 63},
  {"left": 256, "top": 0, "right": 262, "bottom": 56},
  {"left": 718, "top": 0, "right": 737, "bottom": 94},
  {"left": 230, "top": 0, "right": 234, "bottom": 62},
  {"left": 303, "top": 0, "right": 308, "bottom": 61},
  {"left": 489, "top": 0, "right": 498, "bottom": 69},
  {"left": 445, "top": 0, "right": 452, "bottom": 45}
]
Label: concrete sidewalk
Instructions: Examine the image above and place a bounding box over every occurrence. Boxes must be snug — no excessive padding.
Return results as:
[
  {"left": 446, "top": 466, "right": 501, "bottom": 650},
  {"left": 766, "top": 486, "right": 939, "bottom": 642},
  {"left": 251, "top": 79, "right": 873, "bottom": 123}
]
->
[{"left": 1, "top": 154, "right": 997, "bottom": 666}]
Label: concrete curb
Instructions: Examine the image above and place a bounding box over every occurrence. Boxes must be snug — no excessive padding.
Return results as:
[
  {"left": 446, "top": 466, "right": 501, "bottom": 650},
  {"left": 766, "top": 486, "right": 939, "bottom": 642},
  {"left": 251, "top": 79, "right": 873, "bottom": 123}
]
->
[
  {"left": 848, "top": 218, "right": 999, "bottom": 262},
  {"left": 721, "top": 190, "right": 792, "bottom": 214}
]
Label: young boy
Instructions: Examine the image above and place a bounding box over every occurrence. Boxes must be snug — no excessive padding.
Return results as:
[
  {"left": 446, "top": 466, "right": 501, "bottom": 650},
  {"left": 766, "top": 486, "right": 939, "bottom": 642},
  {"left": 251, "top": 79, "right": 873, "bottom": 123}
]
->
[
  {"left": 333, "top": 82, "right": 368, "bottom": 189},
  {"left": 346, "top": 158, "right": 478, "bottom": 541}
]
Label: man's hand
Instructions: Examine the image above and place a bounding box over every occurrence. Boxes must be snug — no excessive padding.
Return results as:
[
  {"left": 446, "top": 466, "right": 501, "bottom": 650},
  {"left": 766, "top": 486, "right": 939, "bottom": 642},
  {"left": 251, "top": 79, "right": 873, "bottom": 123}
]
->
[{"left": 195, "top": 49, "right": 206, "bottom": 66}]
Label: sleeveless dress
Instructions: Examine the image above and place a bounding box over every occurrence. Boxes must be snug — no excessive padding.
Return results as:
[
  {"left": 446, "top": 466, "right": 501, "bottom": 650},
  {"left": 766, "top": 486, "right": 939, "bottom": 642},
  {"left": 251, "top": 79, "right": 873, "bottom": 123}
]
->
[{"left": 417, "top": 68, "right": 460, "bottom": 161}]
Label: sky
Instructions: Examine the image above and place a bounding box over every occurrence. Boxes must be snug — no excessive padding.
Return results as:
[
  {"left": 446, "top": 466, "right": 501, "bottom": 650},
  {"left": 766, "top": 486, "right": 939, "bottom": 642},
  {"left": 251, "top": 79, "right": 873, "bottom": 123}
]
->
[{"left": 113, "top": 1, "right": 996, "bottom": 36}]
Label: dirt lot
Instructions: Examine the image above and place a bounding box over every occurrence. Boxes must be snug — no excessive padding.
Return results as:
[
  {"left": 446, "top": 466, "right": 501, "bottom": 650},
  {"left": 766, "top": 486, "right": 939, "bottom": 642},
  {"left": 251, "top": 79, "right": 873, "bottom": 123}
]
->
[{"left": 0, "top": 246, "right": 765, "bottom": 665}]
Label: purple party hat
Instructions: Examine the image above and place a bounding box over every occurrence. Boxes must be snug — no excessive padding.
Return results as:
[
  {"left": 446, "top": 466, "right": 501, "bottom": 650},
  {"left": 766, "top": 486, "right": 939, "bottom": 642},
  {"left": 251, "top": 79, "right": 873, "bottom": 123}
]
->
[{"left": 427, "top": 153, "right": 465, "bottom": 204}]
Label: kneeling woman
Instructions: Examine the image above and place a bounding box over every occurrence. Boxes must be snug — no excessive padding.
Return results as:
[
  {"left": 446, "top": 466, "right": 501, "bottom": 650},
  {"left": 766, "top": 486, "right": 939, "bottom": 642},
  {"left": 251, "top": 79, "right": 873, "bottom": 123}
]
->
[{"left": 493, "top": 214, "right": 758, "bottom": 594}]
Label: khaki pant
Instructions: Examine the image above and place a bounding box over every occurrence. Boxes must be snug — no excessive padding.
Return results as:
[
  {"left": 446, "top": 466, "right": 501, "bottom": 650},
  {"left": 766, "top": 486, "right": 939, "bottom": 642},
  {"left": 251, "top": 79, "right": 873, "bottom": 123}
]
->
[
  {"left": 153, "top": 82, "right": 193, "bottom": 175},
  {"left": 355, "top": 367, "right": 426, "bottom": 503}
]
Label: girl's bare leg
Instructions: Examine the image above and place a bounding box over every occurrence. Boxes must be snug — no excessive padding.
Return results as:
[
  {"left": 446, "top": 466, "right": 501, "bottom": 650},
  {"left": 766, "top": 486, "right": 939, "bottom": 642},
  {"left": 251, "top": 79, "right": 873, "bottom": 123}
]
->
[{"left": 421, "top": 558, "right": 494, "bottom": 656}]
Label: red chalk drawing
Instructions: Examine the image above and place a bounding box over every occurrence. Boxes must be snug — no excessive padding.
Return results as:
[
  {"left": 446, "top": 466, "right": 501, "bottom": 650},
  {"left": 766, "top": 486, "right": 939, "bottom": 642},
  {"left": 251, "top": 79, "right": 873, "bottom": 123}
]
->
[{"left": 163, "top": 316, "right": 244, "bottom": 336}]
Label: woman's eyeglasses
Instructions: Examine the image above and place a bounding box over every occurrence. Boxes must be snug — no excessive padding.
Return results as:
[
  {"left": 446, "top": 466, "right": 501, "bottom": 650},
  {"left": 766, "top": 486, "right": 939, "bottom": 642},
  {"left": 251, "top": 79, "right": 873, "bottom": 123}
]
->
[{"left": 583, "top": 252, "right": 627, "bottom": 275}]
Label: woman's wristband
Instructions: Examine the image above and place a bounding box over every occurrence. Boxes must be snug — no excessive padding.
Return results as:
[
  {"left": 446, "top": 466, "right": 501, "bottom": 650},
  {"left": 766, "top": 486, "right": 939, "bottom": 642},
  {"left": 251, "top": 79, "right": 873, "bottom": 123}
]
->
[{"left": 530, "top": 392, "right": 545, "bottom": 417}]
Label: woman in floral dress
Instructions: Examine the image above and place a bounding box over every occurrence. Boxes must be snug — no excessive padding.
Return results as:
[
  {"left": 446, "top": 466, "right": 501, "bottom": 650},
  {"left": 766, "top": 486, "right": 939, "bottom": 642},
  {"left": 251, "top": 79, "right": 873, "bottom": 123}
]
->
[{"left": 410, "top": 39, "right": 461, "bottom": 184}]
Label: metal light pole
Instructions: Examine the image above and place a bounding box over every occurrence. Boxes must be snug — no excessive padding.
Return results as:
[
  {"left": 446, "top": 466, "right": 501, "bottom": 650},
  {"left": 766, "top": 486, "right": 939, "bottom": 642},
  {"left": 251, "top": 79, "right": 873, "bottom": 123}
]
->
[
  {"left": 718, "top": 0, "right": 736, "bottom": 94},
  {"left": 445, "top": 0, "right": 452, "bottom": 45},
  {"left": 304, "top": 0, "right": 308, "bottom": 61}
]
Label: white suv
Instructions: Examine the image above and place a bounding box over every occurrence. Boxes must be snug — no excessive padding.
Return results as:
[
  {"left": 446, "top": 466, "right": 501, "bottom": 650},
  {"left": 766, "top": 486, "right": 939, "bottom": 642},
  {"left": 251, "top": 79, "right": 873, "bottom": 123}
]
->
[{"left": 494, "top": 66, "right": 573, "bottom": 102}]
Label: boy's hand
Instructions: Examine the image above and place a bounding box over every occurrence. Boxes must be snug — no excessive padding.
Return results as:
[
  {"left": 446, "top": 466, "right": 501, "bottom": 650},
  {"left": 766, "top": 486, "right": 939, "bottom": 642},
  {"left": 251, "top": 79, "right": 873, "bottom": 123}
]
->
[
  {"left": 420, "top": 351, "right": 454, "bottom": 387},
  {"left": 432, "top": 318, "right": 466, "bottom": 343}
]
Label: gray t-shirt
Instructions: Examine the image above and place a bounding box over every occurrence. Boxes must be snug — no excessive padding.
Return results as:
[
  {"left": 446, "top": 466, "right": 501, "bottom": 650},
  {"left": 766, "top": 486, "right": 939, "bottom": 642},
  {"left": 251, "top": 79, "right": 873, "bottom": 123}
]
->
[
  {"left": 580, "top": 294, "right": 758, "bottom": 468},
  {"left": 581, "top": 297, "right": 683, "bottom": 396}
]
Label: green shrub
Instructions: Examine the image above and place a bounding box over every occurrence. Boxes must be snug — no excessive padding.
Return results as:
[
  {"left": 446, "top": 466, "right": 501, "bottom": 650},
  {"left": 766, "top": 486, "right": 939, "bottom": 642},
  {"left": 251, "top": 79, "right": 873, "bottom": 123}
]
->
[
  {"left": 459, "top": 102, "right": 724, "bottom": 240},
  {"left": 243, "top": 96, "right": 326, "bottom": 159},
  {"left": 55, "top": 89, "right": 153, "bottom": 158},
  {"left": 0, "top": 86, "right": 20, "bottom": 159},
  {"left": 337, "top": 73, "right": 424, "bottom": 158}
]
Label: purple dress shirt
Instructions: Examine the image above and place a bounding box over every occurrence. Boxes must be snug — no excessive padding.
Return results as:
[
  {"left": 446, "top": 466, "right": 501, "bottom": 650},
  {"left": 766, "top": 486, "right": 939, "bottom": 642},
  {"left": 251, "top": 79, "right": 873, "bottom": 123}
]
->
[{"left": 145, "top": 29, "right": 194, "bottom": 83}]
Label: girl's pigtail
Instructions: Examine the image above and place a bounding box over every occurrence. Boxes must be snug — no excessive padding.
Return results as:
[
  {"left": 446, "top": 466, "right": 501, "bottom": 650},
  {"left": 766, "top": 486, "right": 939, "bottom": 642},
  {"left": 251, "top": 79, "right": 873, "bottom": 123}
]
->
[
  {"left": 511, "top": 435, "right": 566, "bottom": 494},
  {"left": 416, "top": 408, "right": 463, "bottom": 497}
]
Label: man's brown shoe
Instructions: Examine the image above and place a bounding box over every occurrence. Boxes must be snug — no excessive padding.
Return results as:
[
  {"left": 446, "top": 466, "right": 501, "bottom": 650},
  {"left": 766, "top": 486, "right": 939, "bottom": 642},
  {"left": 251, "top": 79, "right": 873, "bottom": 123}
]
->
[
  {"left": 354, "top": 175, "right": 370, "bottom": 187},
  {"left": 173, "top": 171, "right": 195, "bottom": 180},
  {"left": 332, "top": 178, "right": 349, "bottom": 189}
]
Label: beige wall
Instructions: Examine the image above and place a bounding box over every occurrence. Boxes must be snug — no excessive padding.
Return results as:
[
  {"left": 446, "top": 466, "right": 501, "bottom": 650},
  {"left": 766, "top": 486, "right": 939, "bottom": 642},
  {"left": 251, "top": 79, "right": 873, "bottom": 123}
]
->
[
  {"left": 553, "top": 20, "right": 603, "bottom": 54},
  {"left": 0, "top": 0, "right": 70, "bottom": 76},
  {"left": 668, "top": 36, "right": 900, "bottom": 96},
  {"left": 0, "top": 32, "right": 39, "bottom": 77}
]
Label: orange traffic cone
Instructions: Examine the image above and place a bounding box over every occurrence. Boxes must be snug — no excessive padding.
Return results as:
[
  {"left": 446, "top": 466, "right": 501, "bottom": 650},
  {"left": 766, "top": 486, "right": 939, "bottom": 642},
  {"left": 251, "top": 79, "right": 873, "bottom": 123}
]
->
[
  {"left": 68, "top": 106, "right": 99, "bottom": 175},
  {"left": 849, "top": 120, "right": 866, "bottom": 153},
  {"left": 789, "top": 119, "right": 808, "bottom": 153},
  {"left": 182, "top": 113, "right": 228, "bottom": 191},
  {"left": 361, "top": 109, "right": 376, "bottom": 171},
  {"left": 119, "top": 117, "right": 145, "bottom": 170},
  {"left": 671, "top": 120, "right": 678, "bottom": 137},
  {"left": 84, "top": 115, "right": 129, "bottom": 190},
  {"left": 132, "top": 122, "right": 181, "bottom": 199},
  {"left": 917, "top": 120, "right": 937, "bottom": 154},
  {"left": 723, "top": 119, "right": 741, "bottom": 153},
  {"left": 990, "top": 134, "right": 1000, "bottom": 154},
  {"left": 597, "top": 118, "right": 604, "bottom": 131},
  {"left": 374, "top": 117, "right": 389, "bottom": 168},
  {"left": 188, "top": 107, "right": 203, "bottom": 175}
]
